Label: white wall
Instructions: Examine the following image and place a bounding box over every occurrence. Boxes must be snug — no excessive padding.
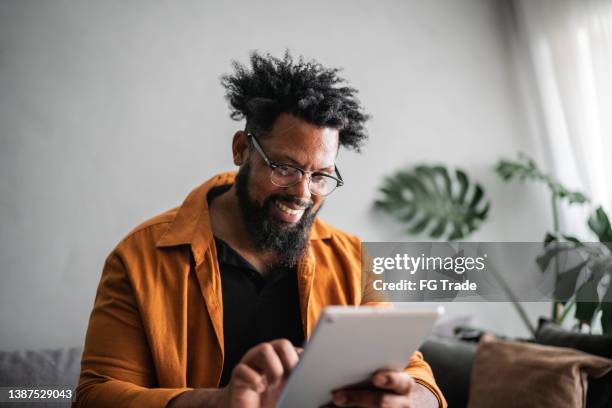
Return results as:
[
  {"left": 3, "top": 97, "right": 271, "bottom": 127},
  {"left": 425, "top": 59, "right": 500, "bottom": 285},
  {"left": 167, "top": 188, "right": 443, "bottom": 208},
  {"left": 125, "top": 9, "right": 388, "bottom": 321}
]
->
[{"left": 0, "top": 0, "right": 551, "bottom": 350}]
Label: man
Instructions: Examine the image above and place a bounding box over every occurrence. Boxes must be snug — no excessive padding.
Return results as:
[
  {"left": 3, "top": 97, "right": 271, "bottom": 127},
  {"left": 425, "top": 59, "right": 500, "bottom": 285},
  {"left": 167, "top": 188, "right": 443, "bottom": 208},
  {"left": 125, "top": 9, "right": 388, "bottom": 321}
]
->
[{"left": 75, "top": 52, "right": 446, "bottom": 408}]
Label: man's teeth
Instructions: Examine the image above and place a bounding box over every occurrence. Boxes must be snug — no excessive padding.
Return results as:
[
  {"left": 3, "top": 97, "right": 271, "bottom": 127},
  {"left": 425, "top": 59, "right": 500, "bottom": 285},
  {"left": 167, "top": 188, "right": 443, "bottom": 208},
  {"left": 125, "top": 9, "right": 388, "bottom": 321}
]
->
[{"left": 275, "top": 201, "right": 304, "bottom": 215}]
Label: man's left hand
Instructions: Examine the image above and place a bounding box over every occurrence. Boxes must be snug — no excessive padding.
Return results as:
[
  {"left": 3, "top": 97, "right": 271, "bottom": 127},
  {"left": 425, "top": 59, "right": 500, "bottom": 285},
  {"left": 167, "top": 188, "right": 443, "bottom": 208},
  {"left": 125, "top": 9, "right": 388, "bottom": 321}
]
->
[{"left": 331, "top": 370, "right": 438, "bottom": 408}]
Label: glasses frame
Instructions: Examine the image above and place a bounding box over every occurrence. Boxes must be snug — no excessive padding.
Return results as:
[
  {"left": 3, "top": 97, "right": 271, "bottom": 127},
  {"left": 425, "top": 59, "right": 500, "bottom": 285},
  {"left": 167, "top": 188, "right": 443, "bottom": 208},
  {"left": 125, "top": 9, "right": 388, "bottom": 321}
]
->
[{"left": 247, "top": 133, "right": 344, "bottom": 196}]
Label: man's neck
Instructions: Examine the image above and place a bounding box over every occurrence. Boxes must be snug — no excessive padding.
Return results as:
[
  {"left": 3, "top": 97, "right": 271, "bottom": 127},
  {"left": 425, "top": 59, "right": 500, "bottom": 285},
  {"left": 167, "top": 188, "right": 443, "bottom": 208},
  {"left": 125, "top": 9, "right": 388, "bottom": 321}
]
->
[{"left": 208, "top": 186, "right": 278, "bottom": 274}]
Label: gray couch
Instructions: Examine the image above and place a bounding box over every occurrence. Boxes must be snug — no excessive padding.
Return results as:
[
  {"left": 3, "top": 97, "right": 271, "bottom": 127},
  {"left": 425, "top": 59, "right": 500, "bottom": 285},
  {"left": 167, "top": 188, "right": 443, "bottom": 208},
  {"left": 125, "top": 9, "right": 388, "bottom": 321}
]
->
[{"left": 0, "top": 347, "right": 81, "bottom": 407}]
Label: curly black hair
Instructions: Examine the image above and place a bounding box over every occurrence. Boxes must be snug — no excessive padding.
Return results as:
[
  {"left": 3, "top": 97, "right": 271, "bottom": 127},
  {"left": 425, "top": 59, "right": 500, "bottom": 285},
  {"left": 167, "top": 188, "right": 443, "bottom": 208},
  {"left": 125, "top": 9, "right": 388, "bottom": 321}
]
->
[{"left": 221, "top": 51, "right": 370, "bottom": 151}]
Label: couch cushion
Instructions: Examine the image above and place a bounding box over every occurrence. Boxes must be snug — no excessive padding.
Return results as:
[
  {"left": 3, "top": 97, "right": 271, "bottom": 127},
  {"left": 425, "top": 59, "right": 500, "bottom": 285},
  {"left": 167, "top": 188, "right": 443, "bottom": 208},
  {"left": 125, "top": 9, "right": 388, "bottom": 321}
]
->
[
  {"left": 420, "top": 336, "right": 476, "bottom": 408},
  {"left": 0, "top": 347, "right": 82, "bottom": 407},
  {"left": 468, "top": 334, "right": 612, "bottom": 408},
  {"left": 0, "top": 347, "right": 82, "bottom": 387},
  {"left": 0, "top": 347, "right": 83, "bottom": 400},
  {"left": 535, "top": 321, "right": 612, "bottom": 408}
]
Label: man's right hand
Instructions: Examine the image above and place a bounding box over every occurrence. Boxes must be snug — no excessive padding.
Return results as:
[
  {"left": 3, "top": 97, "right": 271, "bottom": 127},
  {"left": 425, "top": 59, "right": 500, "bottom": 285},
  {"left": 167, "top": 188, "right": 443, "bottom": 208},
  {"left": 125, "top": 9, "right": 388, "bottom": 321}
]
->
[
  {"left": 168, "top": 339, "right": 301, "bottom": 408},
  {"left": 219, "top": 339, "right": 300, "bottom": 408}
]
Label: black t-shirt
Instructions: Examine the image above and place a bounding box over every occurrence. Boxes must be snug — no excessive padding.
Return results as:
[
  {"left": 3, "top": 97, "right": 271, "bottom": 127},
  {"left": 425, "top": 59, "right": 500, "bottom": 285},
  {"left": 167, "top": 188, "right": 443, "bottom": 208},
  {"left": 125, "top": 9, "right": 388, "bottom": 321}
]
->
[{"left": 207, "top": 185, "right": 305, "bottom": 387}]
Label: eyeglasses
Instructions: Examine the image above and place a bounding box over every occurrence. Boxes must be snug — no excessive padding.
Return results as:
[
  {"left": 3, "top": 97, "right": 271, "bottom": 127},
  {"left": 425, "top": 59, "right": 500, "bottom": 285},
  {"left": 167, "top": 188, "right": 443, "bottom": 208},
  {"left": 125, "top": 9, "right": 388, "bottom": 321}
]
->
[{"left": 248, "top": 133, "right": 344, "bottom": 196}]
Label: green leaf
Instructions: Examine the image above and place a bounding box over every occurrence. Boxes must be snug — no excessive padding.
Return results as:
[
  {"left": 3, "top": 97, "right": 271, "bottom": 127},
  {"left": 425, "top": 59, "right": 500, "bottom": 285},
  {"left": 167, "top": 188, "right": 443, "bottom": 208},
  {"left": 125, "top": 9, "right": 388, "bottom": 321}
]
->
[
  {"left": 553, "top": 260, "right": 588, "bottom": 303},
  {"left": 544, "top": 232, "right": 558, "bottom": 244},
  {"left": 495, "top": 153, "right": 589, "bottom": 207},
  {"left": 432, "top": 166, "right": 452, "bottom": 197},
  {"left": 456, "top": 170, "right": 469, "bottom": 204},
  {"left": 536, "top": 241, "right": 577, "bottom": 272},
  {"left": 588, "top": 206, "right": 612, "bottom": 243},
  {"left": 475, "top": 202, "right": 490, "bottom": 219},
  {"left": 448, "top": 223, "right": 464, "bottom": 240},
  {"left": 536, "top": 249, "right": 557, "bottom": 272},
  {"left": 430, "top": 219, "right": 447, "bottom": 238},
  {"left": 562, "top": 235, "right": 583, "bottom": 245},
  {"left": 575, "top": 281, "right": 600, "bottom": 324},
  {"left": 409, "top": 214, "right": 432, "bottom": 234},
  {"left": 566, "top": 191, "right": 588, "bottom": 204},
  {"left": 399, "top": 207, "right": 418, "bottom": 223},
  {"left": 469, "top": 185, "right": 485, "bottom": 209},
  {"left": 375, "top": 165, "right": 489, "bottom": 240}
]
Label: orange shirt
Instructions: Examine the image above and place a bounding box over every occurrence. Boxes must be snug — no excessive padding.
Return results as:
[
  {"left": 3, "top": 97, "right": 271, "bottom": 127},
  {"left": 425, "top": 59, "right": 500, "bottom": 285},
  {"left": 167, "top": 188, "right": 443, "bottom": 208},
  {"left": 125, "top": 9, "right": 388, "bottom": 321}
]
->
[{"left": 75, "top": 172, "right": 447, "bottom": 407}]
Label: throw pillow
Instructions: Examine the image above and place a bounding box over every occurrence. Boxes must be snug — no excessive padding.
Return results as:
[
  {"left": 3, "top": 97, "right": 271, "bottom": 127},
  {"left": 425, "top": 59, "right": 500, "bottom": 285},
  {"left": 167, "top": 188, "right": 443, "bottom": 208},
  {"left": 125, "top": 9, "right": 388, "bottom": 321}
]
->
[{"left": 467, "top": 334, "right": 612, "bottom": 408}]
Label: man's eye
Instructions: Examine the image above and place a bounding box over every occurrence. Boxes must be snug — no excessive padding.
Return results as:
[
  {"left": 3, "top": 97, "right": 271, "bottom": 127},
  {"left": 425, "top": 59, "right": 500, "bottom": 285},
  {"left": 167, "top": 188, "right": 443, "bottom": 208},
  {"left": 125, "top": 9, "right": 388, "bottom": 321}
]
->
[
  {"left": 276, "top": 166, "right": 295, "bottom": 177},
  {"left": 311, "top": 174, "right": 328, "bottom": 185}
]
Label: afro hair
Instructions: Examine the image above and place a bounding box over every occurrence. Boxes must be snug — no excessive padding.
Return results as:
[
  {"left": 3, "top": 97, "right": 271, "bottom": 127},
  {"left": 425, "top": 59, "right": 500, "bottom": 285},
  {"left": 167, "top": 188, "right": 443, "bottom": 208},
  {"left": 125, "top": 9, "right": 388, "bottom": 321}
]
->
[{"left": 221, "top": 50, "right": 370, "bottom": 151}]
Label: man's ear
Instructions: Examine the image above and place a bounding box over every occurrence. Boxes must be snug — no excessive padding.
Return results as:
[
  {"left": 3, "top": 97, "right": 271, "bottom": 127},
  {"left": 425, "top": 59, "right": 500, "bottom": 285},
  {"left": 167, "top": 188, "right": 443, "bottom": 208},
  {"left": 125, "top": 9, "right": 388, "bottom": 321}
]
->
[{"left": 232, "top": 131, "right": 250, "bottom": 166}]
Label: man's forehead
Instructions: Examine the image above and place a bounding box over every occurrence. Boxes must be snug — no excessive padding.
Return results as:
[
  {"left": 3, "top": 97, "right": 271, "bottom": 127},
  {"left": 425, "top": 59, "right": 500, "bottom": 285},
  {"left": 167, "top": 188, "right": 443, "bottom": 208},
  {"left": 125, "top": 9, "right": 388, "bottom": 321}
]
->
[{"left": 263, "top": 125, "right": 339, "bottom": 169}]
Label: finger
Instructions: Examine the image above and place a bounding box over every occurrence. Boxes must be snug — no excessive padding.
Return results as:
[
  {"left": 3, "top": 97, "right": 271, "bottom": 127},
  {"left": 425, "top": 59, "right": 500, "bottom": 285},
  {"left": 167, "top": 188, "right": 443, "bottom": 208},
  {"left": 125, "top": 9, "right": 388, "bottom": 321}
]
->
[
  {"left": 373, "top": 370, "right": 415, "bottom": 395},
  {"left": 231, "top": 363, "right": 266, "bottom": 393},
  {"left": 295, "top": 346, "right": 304, "bottom": 356},
  {"left": 242, "top": 342, "right": 285, "bottom": 385},
  {"left": 269, "top": 339, "right": 300, "bottom": 373},
  {"left": 332, "top": 389, "right": 404, "bottom": 408}
]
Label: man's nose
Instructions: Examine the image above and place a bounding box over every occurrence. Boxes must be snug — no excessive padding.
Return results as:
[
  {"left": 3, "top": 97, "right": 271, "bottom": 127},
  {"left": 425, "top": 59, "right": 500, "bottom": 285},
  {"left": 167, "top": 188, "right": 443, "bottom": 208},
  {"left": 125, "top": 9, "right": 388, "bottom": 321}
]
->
[{"left": 285, "top": 175, "right": 312, "bottom": 201}]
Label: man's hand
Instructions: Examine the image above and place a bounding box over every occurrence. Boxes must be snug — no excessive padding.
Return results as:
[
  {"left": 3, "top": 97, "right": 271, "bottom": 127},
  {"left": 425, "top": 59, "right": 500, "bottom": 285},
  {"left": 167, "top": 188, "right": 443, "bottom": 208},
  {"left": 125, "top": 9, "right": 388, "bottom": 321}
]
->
[
  {"left": 330, "top": 370, "right": 438, "bottom": 408},
  {"left": 168, "top": 339, "right": 300, "bottom": 408},
  {"left": 218, "top": 339, "right": 300, "bottom": 408}
]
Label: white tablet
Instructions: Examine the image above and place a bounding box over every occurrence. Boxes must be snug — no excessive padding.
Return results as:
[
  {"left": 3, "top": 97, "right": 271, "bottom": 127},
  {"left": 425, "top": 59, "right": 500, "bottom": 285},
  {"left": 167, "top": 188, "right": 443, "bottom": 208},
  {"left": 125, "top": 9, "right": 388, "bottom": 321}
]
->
[{"left": 276, "top": 305, "right": 443, "bottom": 408}]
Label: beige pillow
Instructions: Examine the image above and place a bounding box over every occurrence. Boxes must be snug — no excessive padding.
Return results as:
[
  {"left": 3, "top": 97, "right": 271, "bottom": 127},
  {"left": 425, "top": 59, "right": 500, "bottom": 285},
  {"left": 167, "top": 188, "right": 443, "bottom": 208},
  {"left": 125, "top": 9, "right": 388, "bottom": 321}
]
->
[{"left": 467, "top": 334, "right": 612, "bottom": 408}]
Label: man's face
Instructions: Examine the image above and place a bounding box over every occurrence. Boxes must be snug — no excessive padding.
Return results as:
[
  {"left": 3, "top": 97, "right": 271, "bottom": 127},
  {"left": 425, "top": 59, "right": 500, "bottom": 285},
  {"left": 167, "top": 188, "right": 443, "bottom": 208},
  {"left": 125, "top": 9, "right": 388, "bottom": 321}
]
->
[{"left": 234, "top": 113, "right": 340, "bottom": 267}]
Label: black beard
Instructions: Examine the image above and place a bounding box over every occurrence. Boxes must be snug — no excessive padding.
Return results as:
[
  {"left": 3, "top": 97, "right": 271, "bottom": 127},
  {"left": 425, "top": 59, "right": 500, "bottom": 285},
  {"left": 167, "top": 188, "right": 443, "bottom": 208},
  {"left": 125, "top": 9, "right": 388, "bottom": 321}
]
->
[{"left": 235, "top": 161, "right": 319, "bottom": 268}]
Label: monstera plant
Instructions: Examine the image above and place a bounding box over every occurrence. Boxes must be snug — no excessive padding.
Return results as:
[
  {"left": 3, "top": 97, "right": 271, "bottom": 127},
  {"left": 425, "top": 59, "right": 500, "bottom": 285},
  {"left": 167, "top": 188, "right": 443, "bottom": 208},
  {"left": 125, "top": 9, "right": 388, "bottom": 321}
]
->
[
  {"left": 533, "top": 209, "right": 612, "bottom": 334},
  {"left": 496, "top": 153, "right": 612, "bottom": 334},
  {"left": 375, "top": 165, "right": 490, "bottom": 240},
  {"left": 586, "top": 208, "right": 612, "bottom": 334},
  {"left": 374, "top": 164, "right": 539, "bottom": 333}
]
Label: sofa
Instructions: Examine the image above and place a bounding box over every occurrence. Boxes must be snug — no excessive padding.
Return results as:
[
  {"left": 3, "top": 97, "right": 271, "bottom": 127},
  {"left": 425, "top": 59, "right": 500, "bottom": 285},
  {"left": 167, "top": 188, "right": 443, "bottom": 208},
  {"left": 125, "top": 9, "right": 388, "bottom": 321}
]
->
[
  {"left": 1, "top": 322, "right": 611, "bottom": 407},
  {"left": 0, "top": 346, "right": 81, "bottom": 407},
  {"left": 420, "top": 322, "right": 612, "bottom": 408}
]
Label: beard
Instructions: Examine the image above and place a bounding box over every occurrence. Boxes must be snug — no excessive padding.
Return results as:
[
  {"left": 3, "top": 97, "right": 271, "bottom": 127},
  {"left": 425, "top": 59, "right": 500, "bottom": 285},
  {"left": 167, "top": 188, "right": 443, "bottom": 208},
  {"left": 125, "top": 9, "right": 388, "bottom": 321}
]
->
[{"left": 234, "top": 161, "right": 320, "bottom": 268}]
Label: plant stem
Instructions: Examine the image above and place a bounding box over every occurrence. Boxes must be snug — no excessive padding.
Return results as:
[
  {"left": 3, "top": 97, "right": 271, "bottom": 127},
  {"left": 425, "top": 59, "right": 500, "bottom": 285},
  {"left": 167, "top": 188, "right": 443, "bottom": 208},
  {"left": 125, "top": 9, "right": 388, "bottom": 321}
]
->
[
  {"left": 558, "top": 297, "right": 576, "bottom": 324},
  {"left": 551, "top": 191, "right": 561, "bottom": 322},
  {"left": 551, "top": 192, "right": 560, "bottom": 233}
]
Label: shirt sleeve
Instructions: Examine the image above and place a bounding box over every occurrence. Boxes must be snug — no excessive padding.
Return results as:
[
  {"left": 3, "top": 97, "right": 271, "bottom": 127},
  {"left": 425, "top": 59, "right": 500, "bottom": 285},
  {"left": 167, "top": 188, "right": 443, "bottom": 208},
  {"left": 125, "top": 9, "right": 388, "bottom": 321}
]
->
[
  {"left": 74, "top": 252, "right": 191, "bottom": 408},
  {"left": 404, "top": 351, "right": 448, "bottom": 408}
]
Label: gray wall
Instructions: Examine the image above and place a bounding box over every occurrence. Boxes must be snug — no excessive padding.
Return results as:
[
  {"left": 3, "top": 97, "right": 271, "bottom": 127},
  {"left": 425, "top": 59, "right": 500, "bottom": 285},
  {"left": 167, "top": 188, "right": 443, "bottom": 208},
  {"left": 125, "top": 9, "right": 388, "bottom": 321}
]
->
[{"left": 0, "top": 0, "right": 550, "bottom": 350}]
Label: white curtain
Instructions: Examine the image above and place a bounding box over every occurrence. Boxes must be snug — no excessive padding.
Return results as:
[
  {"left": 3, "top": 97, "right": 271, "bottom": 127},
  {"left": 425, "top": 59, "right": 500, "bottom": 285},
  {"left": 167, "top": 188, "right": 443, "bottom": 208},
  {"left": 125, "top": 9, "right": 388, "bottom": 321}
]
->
[{"left": 512, "top": 0, "right": 612, "bottom": 238}]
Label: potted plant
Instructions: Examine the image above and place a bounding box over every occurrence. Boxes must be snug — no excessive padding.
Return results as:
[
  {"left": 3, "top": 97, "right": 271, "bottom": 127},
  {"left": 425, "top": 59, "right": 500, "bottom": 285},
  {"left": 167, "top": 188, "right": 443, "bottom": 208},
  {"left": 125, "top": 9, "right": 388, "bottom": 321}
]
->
[{"left": 496, "top": 154, "right": 612, "bottom": 334}]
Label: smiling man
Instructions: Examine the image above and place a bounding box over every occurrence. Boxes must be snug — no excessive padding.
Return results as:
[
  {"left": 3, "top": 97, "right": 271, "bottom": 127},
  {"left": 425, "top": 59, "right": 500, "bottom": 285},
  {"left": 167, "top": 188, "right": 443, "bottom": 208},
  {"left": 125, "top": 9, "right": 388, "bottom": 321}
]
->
[{"left": 75, "top": 52, "right": 446, "bottom": 408}]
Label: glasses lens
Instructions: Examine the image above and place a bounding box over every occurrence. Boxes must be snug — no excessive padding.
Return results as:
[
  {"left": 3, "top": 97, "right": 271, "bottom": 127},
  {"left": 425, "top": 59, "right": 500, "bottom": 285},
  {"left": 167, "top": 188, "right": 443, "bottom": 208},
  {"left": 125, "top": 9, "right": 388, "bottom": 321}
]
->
[
  {"left": 309, "top": 174, "right": 338, "bottom": 196},
  {"left": 271, "top": 165, "right": 302, "bottom": 186},
  {"left": 271, "top": 166, "right": 339, "bottom": 196}
]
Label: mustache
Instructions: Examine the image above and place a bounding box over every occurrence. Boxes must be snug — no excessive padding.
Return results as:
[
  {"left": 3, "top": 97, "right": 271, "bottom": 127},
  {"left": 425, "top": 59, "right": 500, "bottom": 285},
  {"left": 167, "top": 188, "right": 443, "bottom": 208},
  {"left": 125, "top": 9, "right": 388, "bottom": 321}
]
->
[{"left": 267, "top": 194, "right": 313, "bottom": 210}]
